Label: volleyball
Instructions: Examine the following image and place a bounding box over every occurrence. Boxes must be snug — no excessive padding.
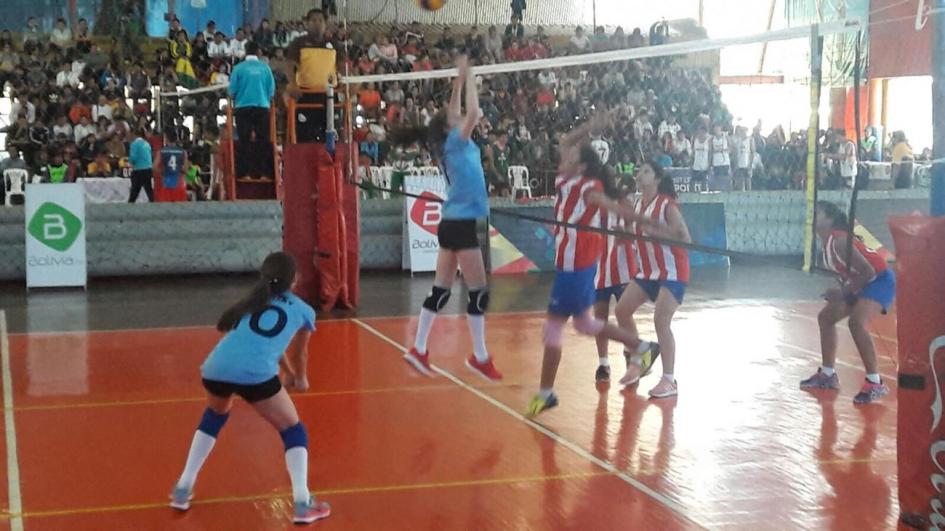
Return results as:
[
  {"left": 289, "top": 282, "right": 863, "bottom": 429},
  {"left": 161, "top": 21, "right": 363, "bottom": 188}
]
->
[{"left": 417, "top": 0, "right": 447, "bottom": 11}]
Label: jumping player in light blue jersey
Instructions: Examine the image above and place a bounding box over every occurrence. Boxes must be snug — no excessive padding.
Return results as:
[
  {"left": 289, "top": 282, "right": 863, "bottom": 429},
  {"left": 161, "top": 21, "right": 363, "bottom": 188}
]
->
[
  {"left": 387, "top": 55, "right": 501, "bottom": 382},
  {"left": 169, "top": 252, "right": 330, "bottom": 525}
]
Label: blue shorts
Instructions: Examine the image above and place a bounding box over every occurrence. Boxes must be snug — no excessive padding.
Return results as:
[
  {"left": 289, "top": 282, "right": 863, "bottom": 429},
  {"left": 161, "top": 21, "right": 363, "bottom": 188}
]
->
[
  {"left": 633, "top": 278, "right": 687, "bottom": 305},
  {"left": 549, "top": 266, "right": 597, "bottom": 317},
  {"left": 595, "top": 284, "right": 627, "bottom": 303},
  {"left": 857, "top": 269, "right": 896, "bottom": 313}
]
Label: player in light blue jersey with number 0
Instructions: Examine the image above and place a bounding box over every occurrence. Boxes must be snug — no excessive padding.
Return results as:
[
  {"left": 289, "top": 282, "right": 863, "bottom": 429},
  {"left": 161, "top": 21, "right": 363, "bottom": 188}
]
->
[
  {"left": 387, "top": 55, "right": 501, "bottom": 382},
  {"left": 169, "top": 252, "right": 331, "bottom": 525}
]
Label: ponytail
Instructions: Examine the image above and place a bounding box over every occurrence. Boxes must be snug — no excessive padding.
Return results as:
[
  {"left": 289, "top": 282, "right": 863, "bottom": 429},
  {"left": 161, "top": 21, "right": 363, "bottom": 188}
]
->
[
  {"left": 217, "top": 252, "right": 297, "bottom": 332},
  {"left": 579, "top": 143, "right": 619, "bottom": 199},
  {"left": 387, "top": 110, "right": 450, "bottom": 155},
  {"left": 816, "top": 200, "right": 849, "bottom": 231}
]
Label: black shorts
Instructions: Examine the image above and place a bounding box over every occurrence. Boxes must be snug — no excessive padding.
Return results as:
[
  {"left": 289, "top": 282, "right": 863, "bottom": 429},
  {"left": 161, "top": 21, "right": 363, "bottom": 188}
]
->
[
  {"left": 437, "top": 219, "right": 480, "bottom": 250},
  {"left": 202, "top": 375, "right": 282, "bottom": 403}
]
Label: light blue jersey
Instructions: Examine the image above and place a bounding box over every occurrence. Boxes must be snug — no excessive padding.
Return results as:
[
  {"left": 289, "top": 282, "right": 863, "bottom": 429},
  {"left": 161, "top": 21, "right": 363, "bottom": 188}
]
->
[
  {"left": 441, "top": 128, "right": 489, "bottom": 220},
  {"left": 201, "top": 292, "right": 316, "bottom": 385}
]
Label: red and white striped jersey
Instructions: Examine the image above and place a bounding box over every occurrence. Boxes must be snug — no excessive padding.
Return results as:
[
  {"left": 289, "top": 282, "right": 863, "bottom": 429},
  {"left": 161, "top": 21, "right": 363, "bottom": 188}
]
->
[
  {"left": 633, "top": 193, "right": 690, "bottom": 283},
  {"left": 554, "top": 175, "right": 603, "bottom": 271},
  {"left": 596, "top": 207, "right": 637, "bottom": 288},
  {"left": 823, "top": 229, "right": 887, "bottom": 281}
]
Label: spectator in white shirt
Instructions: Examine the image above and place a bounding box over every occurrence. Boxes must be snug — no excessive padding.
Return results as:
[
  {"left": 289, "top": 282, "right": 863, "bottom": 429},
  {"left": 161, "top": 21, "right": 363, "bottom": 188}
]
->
[
  {"left": 229, "top": 29, "right": 248, "bottom": 60},
  {"left": 733, "top": 126, "right": 754, "bottom": 191},
  {"left": 55, "top": 61, "right": 79, "bottom": 87},
  {"left": 570, "top": 27, "right": 590, "bottom": 52},
  {"left": 203, "top": 21, "right": 217, "bottom": 43},
  {"left": 10, "top": 95, "right": 35, "bottom": 124},
  {"left": 52, "top": 115, "right": 73, "bottom": 139},
  {"left": 710, "top": 124, "right": 731, "bottom": 191},
  {"left": 658, "top": 115, "right": 681, "bottom": 140},
  {"left": 50, "top": 18, "right": 72, "bottom": 50},
  {"left": 590, "top": 133, "right": 610, "bottom": 164},
  {"left": 673, "top": 130, "right": 692, "bottom": 166},
  {"left": 208, "top": 32, "right": 230, "bottom": 59},
  {"left": 92, "top": 94, "right": 113, "bottom": 122},
  {"left": 538, "top": 70, "right": 557, "bottom": 88},
  {"left": 632, "top": 111, "right": 653, "bottom": 140},
  {"left": 691, "top": 126, "right": 711, "bottom": 190},
  {"left": 484, "top": 26, "right": 504, "bottom": 61},
  {"left": 74, "top": 115, "right": 96, "bottom": 143}
]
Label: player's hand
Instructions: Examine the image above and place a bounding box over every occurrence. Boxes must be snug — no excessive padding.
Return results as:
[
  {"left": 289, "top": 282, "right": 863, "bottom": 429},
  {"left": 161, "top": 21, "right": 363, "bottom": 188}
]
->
[
  {"left": 455, "top": 55, "right": 470, "bottom": 77},
  {"left": 823, "top": 287, "right": 844, "bottom": 303},
  {"left": 292, "top": 376, "right": 310, "bottom": 392},
  {"left": 281, "top": 371, "right": 296, "bottom": 389}
]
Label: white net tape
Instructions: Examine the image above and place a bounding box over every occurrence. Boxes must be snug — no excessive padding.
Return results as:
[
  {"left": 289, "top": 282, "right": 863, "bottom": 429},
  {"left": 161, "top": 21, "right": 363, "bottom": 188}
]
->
[{"left": 342, "top": 20, "right": 861, "bottom": 84}]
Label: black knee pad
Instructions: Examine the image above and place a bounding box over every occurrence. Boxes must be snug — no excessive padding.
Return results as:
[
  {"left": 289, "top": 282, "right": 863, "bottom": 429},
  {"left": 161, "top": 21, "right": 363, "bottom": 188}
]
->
[
  {"left": 467, "top": 289, "right": 489, "bottom": 315},
  {"left": 422, "top": 286, "right": 451, "bottom": 312}
]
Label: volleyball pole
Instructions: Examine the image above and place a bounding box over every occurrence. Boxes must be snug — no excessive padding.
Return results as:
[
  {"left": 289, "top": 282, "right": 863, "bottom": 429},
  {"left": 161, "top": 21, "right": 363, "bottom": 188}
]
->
[
  {"left": 932, "top": 0, "right": 945, "bottom": 216},
  {"left": 803, "top": 24, "right": 824, "bottom": 273}
]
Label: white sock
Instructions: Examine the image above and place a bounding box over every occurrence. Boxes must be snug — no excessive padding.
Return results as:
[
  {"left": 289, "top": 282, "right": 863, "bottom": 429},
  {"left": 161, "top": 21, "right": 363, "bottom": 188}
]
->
[
  {"left": 866, "top": 373, "right": 881, "bottom": 384},
  {"left": 466, "top": 314, "right": 489, "bottom": 362},
  {"left": 177, "top": 431, "right": 216, "bottom": 491},
  {"left": 414, "top": 308, "right": 437, "bottom": 354},
  {"left": 636, "top": 340, "right": 651, "bottom": 354},
  {"left": 662, "top": 373, "right": 674, "bottom": 382},
  {"left": 285, "top": 447, "right": 310, "bottom": 504},
  {"left": 598, "top": 356, "right": 610, "bottom": 367},
  {"left": 539, "top": 388, "right": 554, "bottom": 400},
  {"left": 821, "top": 366, "right": 836, "bottom": 377}
]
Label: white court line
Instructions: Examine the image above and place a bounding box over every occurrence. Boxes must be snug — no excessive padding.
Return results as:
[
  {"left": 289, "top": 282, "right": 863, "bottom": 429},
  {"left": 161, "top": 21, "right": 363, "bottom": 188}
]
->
[
  {"left": 775, "top": 341, "right": 896, "bottom": 382},
  {"left": 1, "top": 311, "right": 24, "bottom": 531},
  {"left": 351, "top": 318, "right": 706, "bottom": 529}
]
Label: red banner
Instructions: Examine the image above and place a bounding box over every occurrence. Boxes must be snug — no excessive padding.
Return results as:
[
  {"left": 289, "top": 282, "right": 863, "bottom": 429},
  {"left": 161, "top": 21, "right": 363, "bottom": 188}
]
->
[
  {"left": 890, "top": 215, "right": 945, "bottom": 527},
  {"left": 869, "top": 0, "right": 932, "bottom": 78}
]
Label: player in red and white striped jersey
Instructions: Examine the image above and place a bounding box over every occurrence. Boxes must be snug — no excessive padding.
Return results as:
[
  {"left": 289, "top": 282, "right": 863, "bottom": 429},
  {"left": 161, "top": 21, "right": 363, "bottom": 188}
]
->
[
  {"left": 526, "top": 113, "right": 659, "bottom": 417},
  {"left": 592, "top": 199, "right": 656, "bottom": 384},
  {"left": 615, "top": 161, "right": 691, "bottom": 399}
]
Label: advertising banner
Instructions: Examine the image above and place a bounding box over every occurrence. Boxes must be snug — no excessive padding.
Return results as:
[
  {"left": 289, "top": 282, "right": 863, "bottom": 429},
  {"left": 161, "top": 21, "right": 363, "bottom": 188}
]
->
[
  {"left": 402, "top": 174, "right": 447, "bottom": 273},
  {"left": 24, "top": 183, "right": 87, "bottom": 289}
]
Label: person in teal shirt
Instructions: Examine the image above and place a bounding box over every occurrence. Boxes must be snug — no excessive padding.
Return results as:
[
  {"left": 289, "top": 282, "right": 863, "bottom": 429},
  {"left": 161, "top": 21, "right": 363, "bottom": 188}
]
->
[
  {"left": 229, "top": 42, "right": 276, "bottom": 178},
  {"left": 128, "top": 129, "right": 153, "bottom": 202}
]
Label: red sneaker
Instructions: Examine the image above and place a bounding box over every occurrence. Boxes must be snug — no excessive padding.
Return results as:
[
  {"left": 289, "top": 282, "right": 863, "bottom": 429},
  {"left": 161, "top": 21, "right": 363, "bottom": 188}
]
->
[
  {"left": 465, "top": 355, "right": 503, "bottom": 382},
  {"left": 404, "top": 347, "right": 434, "bottom": 376}
]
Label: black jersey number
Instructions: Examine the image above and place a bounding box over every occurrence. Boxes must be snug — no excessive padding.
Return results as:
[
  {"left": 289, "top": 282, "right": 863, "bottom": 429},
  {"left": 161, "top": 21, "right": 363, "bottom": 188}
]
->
[{"left": 249, "top": 306, "right": 288, "bottom": 338}]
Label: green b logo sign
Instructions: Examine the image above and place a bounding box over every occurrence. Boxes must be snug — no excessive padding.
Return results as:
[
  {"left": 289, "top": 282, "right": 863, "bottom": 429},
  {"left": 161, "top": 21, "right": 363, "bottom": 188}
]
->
[{"left": 27, "top": 202, "right": 82, "bottom": 252}]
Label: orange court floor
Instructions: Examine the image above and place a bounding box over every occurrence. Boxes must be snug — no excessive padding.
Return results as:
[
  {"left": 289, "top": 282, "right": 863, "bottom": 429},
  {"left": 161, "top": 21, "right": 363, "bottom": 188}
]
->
[{"left": 0, "top": 287, "right": 901, "bottom": 530}]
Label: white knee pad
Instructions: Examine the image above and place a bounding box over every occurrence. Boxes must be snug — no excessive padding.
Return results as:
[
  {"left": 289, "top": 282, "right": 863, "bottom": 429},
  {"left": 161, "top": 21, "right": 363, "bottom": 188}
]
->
[
  {"left": 543, "top": 319, "right": 565, "bottom": 348},
  {"left": 573, "top": 312, "right": 605, "bottom": 336}
]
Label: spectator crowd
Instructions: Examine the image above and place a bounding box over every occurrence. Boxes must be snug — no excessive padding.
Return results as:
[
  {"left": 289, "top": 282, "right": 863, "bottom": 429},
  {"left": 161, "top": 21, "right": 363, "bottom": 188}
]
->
[{"left": 0, "top": 9, "right": 925, "bottom": 203}]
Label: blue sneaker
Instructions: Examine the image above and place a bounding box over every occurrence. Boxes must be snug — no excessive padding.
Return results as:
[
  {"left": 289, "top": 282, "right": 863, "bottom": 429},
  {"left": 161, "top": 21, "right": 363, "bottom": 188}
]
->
[
  {"left": 169, "top": 486, "right": 193, "bottom": 511},
  {"left": 853, "top": 380, "right": 889, "bottom": 405},
  {"left": 294, "top": 498, "right": 331, "bottom": 524},
  {"left": 800, "top": 369, "right": 840, "bottom": 390}
]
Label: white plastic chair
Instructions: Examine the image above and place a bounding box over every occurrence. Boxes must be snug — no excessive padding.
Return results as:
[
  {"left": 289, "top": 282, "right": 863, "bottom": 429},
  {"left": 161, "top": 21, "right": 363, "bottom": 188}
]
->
[
  {"left": 508, "top": 166, "right": 532, "bottom": 199},
  {"left": 370, "top": 166, "right": 393, "bottom": 199},
  {"left": 4, "top": 169, "right": 28, "bottom": 206}
]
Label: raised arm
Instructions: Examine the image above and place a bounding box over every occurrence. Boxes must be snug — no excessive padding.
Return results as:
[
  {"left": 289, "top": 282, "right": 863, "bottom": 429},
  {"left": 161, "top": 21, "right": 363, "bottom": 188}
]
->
[
  {"left": 561, "top": 111, "right": 608, "bottom": 151},
  {"left": 457, "top": 56, "right": 479, "bottom": 140}
]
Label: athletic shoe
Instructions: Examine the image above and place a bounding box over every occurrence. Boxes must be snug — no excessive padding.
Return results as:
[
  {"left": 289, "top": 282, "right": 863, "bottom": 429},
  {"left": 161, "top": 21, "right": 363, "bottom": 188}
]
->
[
  {"left": 403, "top": 347, "right": 434, "bottom": 376},
  {"left": 649, "top": 377, "right": 678, "bottom": 399},
  {"left": 466, "top": 356, "right": 503, "bottom": 382},
  {"left": 853, "top": 380, "right": 889, "bottom": 405},
  {"left": 800, "top": 369, "right": 840, "bottom": 390},
  {"left": 619, "top": 362, "right": 643, "bottom": 387},
  {"left": 169, "top": 486, "right": 193, "bottom": 511},
  {"left": 293, "top": 498, "right": 331, "bottom": 524},
  {"left": 525, "top": 392, "right": 559, "bottom": 417},
  {"left": 640, "top": 343, "right": 661, "bottom": 377},
  {"left": 595, "top": 365, "right": 611, "bottom": 383}
]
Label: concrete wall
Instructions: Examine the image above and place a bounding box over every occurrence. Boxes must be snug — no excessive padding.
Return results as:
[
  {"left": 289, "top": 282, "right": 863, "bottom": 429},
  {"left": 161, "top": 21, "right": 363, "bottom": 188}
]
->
[{"left": 0, "top": 202, "right": 282, "bottom": 281}]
